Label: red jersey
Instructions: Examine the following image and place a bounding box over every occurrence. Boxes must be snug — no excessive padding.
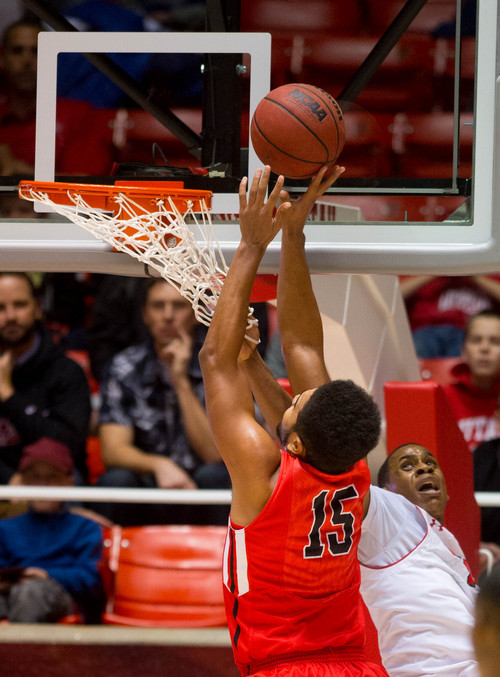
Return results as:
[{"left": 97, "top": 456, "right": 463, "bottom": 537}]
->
[
  {"left": 401, "top": 276, "right": 500, "bottom": 331},
  {"left": 0, "top": 97, "right": 114, "bottom": 176},
  {"left": 223, "top": 453, "right": 371, "bottom": 675},
  {"left": 443, "top": 362, "right": 500, "bottom": 451}
]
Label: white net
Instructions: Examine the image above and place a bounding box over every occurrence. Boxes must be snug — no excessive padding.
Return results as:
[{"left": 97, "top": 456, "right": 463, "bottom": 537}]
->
[{"left": 21, "top": 185, "right": 257, "bottom": 331}]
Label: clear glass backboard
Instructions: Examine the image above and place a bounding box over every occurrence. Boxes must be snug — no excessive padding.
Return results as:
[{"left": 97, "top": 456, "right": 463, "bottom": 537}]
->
[{"left": 0, "top": 0, "right": 498, "bottom": 276}]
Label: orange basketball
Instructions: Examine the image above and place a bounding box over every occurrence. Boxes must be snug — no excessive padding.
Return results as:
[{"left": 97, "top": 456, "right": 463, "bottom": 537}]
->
[{"left": 250, "top": 83, "right": 346, "bottom": 179}]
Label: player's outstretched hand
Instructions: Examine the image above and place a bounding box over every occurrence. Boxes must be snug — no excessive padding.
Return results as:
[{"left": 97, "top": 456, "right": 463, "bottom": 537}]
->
[
  {"left": 277, "top": 164, "right": 345, "bottom": 234},
  {"left": 239, "top": 166, "right": 286, "bottom": 248}
]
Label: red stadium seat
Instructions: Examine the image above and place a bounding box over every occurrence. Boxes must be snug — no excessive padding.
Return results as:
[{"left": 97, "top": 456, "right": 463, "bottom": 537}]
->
[
  {"left": 241, "top": 0, "right": 364, "bottom": 35},
  {"left": 341, "top": 112, "right": 393, "bottom": 178},
  {"left": 110, "top": 107, "right": 203, "bottom": 167},
  {"left": 85, "top": 436, "right": 106, "bottom": 485},
  {"left": 101, "top": 525, "right": 227, "bottom": 627},
  {"left": 390, "top": 111, "right": 473, "bottom": 178},
  {"left": 366, "top": 0, "right": 457, "bottom": 35},
  {"left": 65, "top": 349, "right": 99, "bottom": 396},
  {"left": 293, "top": 35, "right": 436, "bottom": 113},
  {"left": 432, "top": 36, "right": 476, "bottom": 111}
]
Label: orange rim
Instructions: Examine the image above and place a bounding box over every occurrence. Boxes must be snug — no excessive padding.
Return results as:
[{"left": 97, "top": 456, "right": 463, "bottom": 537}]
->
[{"left": 18, "top": 180, "right": 212, "bottom": 212}]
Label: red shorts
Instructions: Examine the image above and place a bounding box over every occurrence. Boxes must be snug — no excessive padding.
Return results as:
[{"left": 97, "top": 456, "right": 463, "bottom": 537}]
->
[
  {"left": 251, "top": 663, "right": 387, "bottom": 677},
  {"left": 252, "top": 662, "right": 387, "bottom": 677},
  {"left": 243, "top": 649, "right": 388, "bottom": 677}
]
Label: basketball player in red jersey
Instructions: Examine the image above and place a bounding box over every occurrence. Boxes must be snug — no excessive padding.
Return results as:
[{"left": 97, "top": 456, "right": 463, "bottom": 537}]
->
[
  {"left": 199, "top": 165, "right": 388, "bottom": 677},
  {"left": 238, "top": 170, "right": 479, "bottom": 676}
]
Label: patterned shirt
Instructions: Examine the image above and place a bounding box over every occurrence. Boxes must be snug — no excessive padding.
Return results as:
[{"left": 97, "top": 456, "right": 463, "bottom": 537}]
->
[{"left": 99, "top": 338, "right": 205, "bottom": 473}]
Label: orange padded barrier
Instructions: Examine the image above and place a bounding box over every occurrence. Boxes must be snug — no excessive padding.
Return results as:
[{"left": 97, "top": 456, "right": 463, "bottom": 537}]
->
[
  {"left": 101, "top": 525, "right": 227, "bottom": 627},
  {"left": 384, "top": 380, "right": 480, "bottom": 577}
]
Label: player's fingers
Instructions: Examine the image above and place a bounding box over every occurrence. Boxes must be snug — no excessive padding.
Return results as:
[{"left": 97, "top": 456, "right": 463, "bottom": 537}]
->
[
  {"left": 248, "top": 167, "right": 263, "bottom": 204},
  {"left": 267, "top": 174, "right": 285, "bottom": 205},
  {"left": 238, "top": 176, "right": 248, "bottom": 211},
  {"left": 307, "top": 165, "right": 345, "bottom": 199},
  {"left": 278, "top": 189, "right": 291, "bottom": 204},
  {"left": 325, "top": 165, "right": 345, "bottom": 184},
  {"left": 255, "top": 165, "right": 272, "bottom": 201}
]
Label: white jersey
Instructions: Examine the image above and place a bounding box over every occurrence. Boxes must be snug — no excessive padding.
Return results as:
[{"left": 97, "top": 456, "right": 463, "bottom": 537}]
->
[{"left": 359, "top": 486, "right": 478, "bottom": 677}]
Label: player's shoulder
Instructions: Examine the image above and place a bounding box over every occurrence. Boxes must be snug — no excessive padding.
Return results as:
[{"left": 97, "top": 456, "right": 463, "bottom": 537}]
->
[{"left": 368, "top": 485, "right": 419, "bottom": 514}]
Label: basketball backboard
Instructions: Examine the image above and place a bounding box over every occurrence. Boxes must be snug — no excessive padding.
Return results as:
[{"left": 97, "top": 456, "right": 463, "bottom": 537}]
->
[{"left": 0, "top": 0, "right": 499, "bottom": 276}]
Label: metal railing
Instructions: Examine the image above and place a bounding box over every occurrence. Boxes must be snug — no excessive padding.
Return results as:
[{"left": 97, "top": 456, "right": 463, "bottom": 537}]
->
[
  {"left": 0, "top": 486, "right": 232, "bottom": 504},
  {"left": 0, "top": 486, "right": 497, "bottom": 508}
]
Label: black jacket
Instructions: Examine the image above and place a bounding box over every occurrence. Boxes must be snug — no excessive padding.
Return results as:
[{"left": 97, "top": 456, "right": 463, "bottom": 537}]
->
[
  {"left": 0, "top": 325, "right": 91, "bottom": 482},
  {"left": 473, "top": 437, "right": 500, "bottom": 545}
]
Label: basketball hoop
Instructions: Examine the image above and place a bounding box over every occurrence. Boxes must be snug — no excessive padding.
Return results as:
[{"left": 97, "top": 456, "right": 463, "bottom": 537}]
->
[{"left": 18, "top": 180, "right": 257, "bottom": 332}]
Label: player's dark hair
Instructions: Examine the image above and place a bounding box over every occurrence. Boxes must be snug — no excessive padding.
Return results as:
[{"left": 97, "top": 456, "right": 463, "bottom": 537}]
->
[
  {"left": 294, "top": 379, "right": 381, "bottom": 475},
  {"left": 464, "top": 309, "right": 500, "bottom": 341}
]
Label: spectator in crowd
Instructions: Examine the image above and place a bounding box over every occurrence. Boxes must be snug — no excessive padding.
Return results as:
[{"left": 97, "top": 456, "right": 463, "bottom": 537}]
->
[
  {"left": 474, "top": 562, "right": 500, "bottom": 677},
  {"left": 0, "top": 17, "right": 115, "bottom": 176},
  {"left": 95, "top": 278, "right": 229, "bottom": 526},
  {"left": 473, "top": 393, "right": 500, "bottom": 547},
  {"left": 400, "top": 275, "right": 500, "bottom": 359},
  {"left": 0, "top": 272, "right": 91, "bottom": 483},
  {"left": 87, "top": 274, "right": 271, "bottom": 383},
  {"left": 0, "top": 437, "right": 104, "bottom": 623},
  {"left": 443, "top": 310, "right": 500, "bottom": 451}
]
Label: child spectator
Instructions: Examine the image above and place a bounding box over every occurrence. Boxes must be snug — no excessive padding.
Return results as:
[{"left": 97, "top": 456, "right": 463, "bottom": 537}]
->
[{"left": 443, "top": 310, "right": 500, "bottom": 451}]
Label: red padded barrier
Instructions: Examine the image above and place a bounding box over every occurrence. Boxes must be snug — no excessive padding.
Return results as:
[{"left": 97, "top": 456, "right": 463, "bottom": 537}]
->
[
  {"left": 384, "top": 380, "right": 480, "bottom": 577},
  {"left": 418, "top": 356, "right": 462, "bottom": 387}
]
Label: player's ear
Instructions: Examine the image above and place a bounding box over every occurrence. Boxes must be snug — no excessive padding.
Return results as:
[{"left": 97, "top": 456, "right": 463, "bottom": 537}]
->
[{"left": 286, "top": 432, "right": 306, "bottom": 458}]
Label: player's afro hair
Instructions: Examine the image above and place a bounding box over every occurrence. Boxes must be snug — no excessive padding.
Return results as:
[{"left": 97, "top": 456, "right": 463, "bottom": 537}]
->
[{"left": 294, "top": 379, "right": 381, "bottom": 475}]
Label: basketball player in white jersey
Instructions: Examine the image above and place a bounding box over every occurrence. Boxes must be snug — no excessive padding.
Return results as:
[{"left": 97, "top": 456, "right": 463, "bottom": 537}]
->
[
  {"left": 359, "top": 443, "right": 478, "bottom": 677},
  {"left": 239, "top": 165, "right": 479, "bottom": 676}
]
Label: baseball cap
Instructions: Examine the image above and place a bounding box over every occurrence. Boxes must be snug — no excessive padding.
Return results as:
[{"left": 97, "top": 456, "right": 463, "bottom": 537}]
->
[{"left": 19, "top": 438, "right": 75, "bottom": 474}]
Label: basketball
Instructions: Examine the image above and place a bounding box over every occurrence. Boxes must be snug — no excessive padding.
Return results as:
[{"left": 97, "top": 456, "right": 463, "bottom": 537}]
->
[{"left": 250, "top": 83, "right": 346, "bottom": 179}]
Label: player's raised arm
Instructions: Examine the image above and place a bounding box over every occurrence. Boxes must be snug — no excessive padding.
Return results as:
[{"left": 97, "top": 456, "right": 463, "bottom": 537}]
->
[
  {"left": 277, "top": 165, "right": 345, "bottom": 393},
  {"left": 199, "top": 167, "right": 285, "bottom": 525}
]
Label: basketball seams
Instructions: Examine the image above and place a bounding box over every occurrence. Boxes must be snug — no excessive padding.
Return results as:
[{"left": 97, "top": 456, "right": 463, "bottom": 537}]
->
[
  {"left": 256, "top": 98, "right": 330, "bottom": 161},
  {"left": 252, "top": 115, "right": 330, "bottom": 169}
]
